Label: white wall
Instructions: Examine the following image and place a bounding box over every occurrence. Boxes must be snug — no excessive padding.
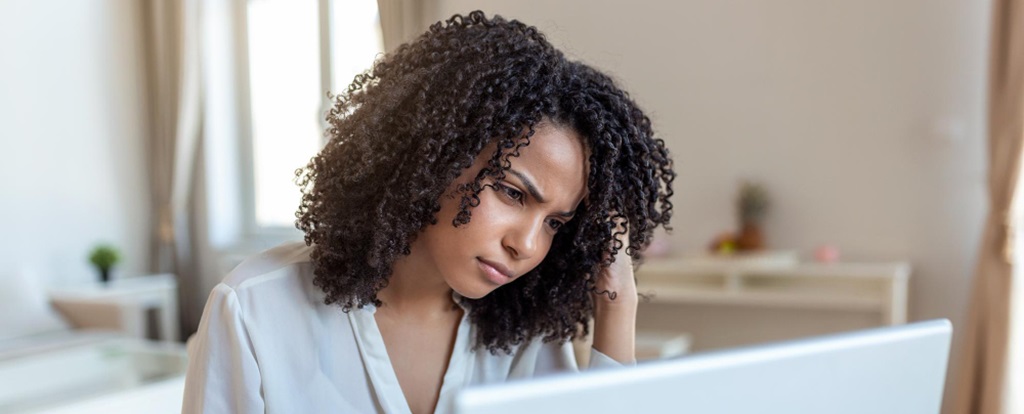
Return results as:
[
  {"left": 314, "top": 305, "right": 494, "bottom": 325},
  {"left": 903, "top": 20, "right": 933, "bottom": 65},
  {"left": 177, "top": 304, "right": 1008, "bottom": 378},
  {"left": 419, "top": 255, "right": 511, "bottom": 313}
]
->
[
  {"left": 0, "top": 0, "right": 150, "bottom": 286},
  {"left": 431, "top": 1, "right": 990, "bottom": 411}
]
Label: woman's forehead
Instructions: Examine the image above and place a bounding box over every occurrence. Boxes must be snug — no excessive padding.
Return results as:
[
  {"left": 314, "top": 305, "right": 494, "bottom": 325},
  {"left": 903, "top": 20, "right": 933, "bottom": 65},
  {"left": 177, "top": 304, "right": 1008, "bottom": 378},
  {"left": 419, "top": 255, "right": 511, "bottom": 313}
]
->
[{"left": 505, "top": 124, "right": 589, "bottom": 204}]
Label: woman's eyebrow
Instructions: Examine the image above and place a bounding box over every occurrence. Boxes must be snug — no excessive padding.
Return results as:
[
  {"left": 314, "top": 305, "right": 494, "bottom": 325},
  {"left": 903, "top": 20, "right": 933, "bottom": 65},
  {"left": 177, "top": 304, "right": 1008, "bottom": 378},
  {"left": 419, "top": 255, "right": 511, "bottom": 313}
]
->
[
  {"left": 507, "top": 168, "right": 576, "bottom": 218},
  {"left": 506, "top": 168, "right": 546, "bottom": 202}
]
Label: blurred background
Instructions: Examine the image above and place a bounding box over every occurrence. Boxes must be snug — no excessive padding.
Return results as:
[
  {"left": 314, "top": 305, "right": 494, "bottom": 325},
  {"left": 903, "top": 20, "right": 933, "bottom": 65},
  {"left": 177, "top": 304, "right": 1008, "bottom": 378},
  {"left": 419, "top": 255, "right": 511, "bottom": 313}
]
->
[{"left": 0, "top": 0, "right": 1018, "bottom": 413}]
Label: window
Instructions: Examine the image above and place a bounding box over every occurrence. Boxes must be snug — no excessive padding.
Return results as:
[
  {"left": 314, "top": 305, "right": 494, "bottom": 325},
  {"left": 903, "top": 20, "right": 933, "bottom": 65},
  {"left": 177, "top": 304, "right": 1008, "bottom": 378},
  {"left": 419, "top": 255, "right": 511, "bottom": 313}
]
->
[{"left": 242, "top": 0, "right": 383, "bottom": 234}]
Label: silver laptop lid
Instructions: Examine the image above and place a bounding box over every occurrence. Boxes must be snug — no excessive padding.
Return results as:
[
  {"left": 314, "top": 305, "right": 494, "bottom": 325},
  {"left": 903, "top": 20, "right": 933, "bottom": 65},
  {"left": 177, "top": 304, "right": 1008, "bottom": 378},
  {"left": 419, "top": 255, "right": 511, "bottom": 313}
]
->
[{"left": 454, "top": 319, "right": 952, "bottom": 414}]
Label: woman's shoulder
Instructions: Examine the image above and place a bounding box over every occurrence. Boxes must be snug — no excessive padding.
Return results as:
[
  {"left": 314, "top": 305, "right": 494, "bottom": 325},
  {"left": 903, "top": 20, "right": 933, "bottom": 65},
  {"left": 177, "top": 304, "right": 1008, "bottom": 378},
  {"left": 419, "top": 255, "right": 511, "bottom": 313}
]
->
[{"left": 218, "top": 241, "right": 319, "bottom": 298}]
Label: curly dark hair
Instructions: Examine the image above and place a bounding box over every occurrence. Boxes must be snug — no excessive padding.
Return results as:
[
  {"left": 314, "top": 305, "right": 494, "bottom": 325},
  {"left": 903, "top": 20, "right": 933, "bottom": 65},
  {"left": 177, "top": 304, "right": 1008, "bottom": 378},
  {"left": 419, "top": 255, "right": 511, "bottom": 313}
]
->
[{"left": 295, "top": 11, "right": 674, "bottom": 353}]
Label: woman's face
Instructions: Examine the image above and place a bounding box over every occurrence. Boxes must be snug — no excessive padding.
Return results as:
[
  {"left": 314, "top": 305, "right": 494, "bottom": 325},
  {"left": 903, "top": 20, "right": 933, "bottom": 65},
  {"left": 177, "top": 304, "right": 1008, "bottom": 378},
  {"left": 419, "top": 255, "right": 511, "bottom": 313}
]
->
[{"left": 415, "top": 123, "right": 589, "bottom": 299}]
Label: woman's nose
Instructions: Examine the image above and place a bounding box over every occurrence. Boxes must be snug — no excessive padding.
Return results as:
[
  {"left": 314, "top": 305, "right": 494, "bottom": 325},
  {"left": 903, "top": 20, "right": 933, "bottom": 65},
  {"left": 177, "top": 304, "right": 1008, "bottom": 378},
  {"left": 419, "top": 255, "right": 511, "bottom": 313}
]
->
[{"left": 503, "top": 219, "right": 543, "bottom": 260}]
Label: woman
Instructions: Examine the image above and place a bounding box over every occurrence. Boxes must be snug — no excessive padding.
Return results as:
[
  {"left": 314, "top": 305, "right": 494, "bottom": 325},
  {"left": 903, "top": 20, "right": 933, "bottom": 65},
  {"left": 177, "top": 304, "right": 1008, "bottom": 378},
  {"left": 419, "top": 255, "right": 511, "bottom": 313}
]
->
[{"left": 182, "top": 11, "right": 674, "bottom": 414}]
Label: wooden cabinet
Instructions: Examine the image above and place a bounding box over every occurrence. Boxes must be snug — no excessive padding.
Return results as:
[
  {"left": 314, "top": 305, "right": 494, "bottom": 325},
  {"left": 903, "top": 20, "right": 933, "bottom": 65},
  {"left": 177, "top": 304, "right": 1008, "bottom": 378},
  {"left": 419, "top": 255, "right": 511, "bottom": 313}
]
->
[{"left": 634, "top": 253, "right": 910, "bottom": 352}]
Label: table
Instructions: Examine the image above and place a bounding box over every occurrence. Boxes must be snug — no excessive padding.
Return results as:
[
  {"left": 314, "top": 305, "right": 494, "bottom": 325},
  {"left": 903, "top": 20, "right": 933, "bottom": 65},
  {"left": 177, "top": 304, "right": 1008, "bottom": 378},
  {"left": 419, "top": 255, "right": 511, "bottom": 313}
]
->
[
  {"left": 49, "top": 274, "right": 180, "bottom": 342},
  {"left": 0, "top": 337, "right": 187, "bottom": 413}
]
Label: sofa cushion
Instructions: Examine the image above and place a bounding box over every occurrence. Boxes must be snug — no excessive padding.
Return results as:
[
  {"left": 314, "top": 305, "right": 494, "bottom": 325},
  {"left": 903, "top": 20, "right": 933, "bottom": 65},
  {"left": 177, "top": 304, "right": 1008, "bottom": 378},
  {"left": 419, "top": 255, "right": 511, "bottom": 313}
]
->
[{"left": 0, "top": 267, "right": 70, "bottom": 342}]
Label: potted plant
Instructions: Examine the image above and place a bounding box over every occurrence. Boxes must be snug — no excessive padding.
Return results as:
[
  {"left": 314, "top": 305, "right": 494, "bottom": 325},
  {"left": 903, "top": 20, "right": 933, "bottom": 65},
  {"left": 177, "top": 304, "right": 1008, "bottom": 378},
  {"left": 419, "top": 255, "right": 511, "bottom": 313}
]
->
[
  {"left": 88, "top": 244, "right": 121, "bottom": 284},
  {"left": 736, "top": 181, "right": 769, "bottom": 251}
]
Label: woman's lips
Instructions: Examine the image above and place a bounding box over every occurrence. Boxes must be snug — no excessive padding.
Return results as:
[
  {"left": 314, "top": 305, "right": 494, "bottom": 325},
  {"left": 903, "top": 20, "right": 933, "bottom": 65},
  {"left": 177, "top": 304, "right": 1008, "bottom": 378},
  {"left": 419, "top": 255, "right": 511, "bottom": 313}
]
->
[{"left": 478, "top": 258, "right": 513, "bottom": 285}]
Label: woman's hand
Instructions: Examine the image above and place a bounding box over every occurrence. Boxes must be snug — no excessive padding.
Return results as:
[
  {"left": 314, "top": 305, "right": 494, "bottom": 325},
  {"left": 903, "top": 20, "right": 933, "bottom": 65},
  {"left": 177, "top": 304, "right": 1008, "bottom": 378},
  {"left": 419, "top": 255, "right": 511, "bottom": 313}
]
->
[
  {"left": 592, "top": 216, "right": 638, "bottom": 304},
  {"left": 590, "top": 215, "right": 638, "bottom": 365}
]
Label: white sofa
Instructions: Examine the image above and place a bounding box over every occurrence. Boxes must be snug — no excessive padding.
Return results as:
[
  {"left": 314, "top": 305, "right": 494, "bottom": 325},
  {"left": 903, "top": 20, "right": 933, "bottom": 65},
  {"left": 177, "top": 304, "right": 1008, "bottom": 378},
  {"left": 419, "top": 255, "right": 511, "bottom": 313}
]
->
[
  {"left": 0, "top": 267, "right": 124, "bottom": 357},
  {"left": 0, "top": 268, "right": 187, "bottom": 413}
]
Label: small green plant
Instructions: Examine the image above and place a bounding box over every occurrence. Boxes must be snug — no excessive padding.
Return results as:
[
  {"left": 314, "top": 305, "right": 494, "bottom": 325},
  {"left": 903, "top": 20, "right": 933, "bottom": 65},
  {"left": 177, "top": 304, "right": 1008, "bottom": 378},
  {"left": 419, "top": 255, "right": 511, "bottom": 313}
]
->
[
  {"left": 89, "top": 244, "right": 121, "bottom": 283},
  {"left": 737, "top": 181, "right": 769, "bottom": 225}
]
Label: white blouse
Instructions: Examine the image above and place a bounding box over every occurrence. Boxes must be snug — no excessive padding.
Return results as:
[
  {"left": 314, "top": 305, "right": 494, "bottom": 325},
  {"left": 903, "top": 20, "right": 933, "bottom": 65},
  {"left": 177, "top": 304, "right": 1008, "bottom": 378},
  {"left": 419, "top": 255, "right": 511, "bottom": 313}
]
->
[{"left": 181, "top": 242, "right": 621, "bottom": 414}]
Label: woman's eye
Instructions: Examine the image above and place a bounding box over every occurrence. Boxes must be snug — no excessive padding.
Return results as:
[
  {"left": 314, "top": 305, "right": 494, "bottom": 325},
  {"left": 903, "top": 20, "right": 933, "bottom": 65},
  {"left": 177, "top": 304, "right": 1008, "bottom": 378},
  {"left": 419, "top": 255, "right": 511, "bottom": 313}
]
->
[
  {"left": 547, "top": 219, "right": 564, "bottom": 231},
  {"left": 496, "top": 182, "right": 524, "bottom": 203}
]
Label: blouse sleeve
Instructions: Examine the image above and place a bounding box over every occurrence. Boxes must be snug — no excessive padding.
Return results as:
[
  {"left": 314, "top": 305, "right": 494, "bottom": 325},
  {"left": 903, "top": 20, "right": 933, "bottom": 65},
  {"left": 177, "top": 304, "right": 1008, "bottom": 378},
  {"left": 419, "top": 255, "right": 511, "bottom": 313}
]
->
[
  {"left": 181, "top": 284, "right": 265, "bottom": 413},
  {"left": 587, "top": 346, "right": 628, "bottom": 369}
]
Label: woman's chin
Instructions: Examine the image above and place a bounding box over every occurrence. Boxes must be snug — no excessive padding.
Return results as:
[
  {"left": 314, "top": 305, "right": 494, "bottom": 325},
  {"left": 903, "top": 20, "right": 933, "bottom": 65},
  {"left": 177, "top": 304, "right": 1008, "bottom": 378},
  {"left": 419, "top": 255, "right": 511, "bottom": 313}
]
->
[{"left": 450, "top": 283, "right": 497, "bottom": 300}]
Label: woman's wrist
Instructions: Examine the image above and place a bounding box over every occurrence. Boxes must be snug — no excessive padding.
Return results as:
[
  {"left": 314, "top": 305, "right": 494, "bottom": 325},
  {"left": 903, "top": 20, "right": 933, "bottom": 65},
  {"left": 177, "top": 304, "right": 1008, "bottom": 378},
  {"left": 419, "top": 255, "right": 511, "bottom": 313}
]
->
[
  {"left": 593, "top": 284, "right": 638, "bottom": 308},
  {"left": 591, "top": 282, "right": 638, "bottom": 364}
]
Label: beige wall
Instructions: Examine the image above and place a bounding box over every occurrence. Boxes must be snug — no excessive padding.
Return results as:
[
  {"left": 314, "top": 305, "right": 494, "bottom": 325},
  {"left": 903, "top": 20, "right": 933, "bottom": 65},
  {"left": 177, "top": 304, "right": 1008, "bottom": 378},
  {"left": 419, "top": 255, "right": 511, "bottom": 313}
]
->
[
  {"left": 430, "top": 1, "right": 990, "bottom": 411},
  {"left": 0, "top": 0, "right": 989, "bottom": 410},
  {"left": 0, "top": 0, "right": 151, "bottom": 285}
]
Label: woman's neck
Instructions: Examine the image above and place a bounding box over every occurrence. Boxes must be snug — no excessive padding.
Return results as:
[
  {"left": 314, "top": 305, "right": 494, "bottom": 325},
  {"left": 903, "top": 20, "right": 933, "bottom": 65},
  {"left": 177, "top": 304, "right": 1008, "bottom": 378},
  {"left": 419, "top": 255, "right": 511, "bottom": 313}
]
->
[{"left": 376, "top": 251, "right": 458, "bottom": 317}]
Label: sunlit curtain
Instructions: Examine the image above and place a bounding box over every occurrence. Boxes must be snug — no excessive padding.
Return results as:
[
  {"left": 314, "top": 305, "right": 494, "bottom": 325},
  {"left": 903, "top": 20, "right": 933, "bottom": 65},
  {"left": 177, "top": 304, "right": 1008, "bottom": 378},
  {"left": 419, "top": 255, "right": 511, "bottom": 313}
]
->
[
  {"left": 140, "top": 0, "right": 203, "bottom": 341},
  {"left": 951, "top": 1, "right": 1024, "bottom": 412}
]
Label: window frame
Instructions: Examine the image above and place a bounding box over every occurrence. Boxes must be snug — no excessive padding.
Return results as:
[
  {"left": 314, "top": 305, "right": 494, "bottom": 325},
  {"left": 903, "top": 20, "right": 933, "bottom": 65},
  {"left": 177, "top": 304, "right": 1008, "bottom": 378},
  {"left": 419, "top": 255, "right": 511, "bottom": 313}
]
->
[{"left": 235, "top": 0, "right": 342, "bottom": 244}]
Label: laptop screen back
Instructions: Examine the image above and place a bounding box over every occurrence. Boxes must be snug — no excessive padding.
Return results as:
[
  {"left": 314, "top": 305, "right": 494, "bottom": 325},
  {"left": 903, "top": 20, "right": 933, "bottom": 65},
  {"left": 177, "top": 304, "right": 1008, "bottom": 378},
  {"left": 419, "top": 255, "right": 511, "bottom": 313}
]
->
[{"left": 454, "top": 319, "right": 952, "bottom": 414}]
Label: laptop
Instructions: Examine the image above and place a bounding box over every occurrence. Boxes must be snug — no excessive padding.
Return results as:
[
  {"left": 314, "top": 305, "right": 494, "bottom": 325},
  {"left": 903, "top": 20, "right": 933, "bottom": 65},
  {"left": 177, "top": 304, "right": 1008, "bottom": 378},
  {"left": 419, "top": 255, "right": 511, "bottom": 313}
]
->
[{"left": 454, "top": 319, "right": 952, "bottom": 414}]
